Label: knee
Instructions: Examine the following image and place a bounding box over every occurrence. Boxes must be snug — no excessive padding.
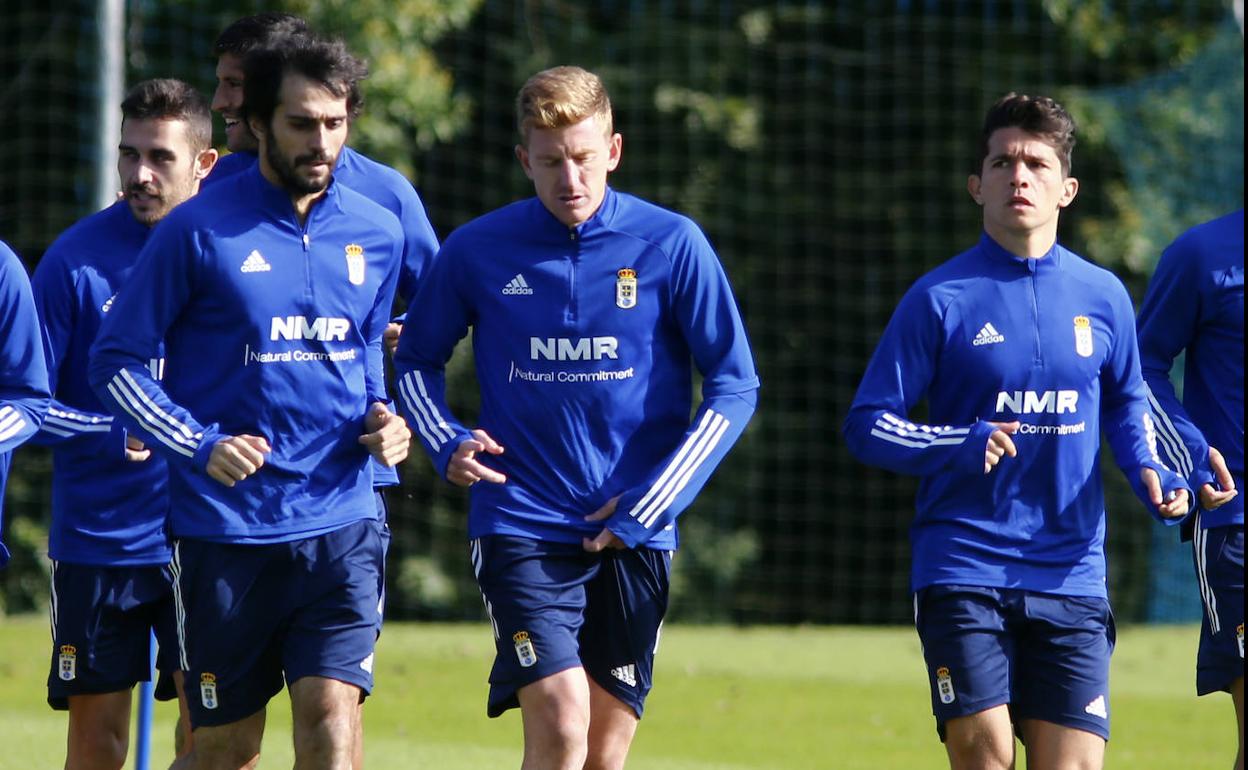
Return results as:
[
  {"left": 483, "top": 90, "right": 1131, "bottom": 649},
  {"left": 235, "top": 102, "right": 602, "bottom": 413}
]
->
[
  {"left": 945, "top": 726, "right": 1013, "bottom": 770},
  {"left": 68, "top": 719, "right": 129, "bottom": 770},
  {"left": 527, "top": 700, "right": 590, "bottom": 761}
]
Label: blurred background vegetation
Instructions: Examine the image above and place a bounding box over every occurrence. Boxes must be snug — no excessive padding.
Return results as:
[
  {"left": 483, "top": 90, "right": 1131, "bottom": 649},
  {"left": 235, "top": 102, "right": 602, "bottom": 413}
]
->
[{"left": 1, "top": 0, "right": 1243, "bottom": 624}]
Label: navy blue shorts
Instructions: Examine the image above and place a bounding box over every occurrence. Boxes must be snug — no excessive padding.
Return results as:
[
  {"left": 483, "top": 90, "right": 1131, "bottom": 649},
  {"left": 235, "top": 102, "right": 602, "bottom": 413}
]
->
[
  {"left": 172, "top": 518, "right": 385, "bottom": 728},
  {"left": 471, "top": 536, "right": 671, "bottom": 719},
  {"left": 1192, "top": 519, "right": 1244, "bottom": 695},
  {"left": 914, "top": 584, "right": 1115, "bottom": 741},
  {"left": 47, "top": 561, "right": 179, "bottom": 710},
  {"left": 374, "top": 492, "right": 392, "bottom": 638}
]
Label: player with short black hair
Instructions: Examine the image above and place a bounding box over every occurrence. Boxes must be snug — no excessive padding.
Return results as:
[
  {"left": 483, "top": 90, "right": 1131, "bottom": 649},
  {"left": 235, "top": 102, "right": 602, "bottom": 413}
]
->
[
  {"left": 32, "top": 77, "right": 217, "bottom": 768},
  {"left": 844, "top": 92, "right": 1191, "bottom": 770}
]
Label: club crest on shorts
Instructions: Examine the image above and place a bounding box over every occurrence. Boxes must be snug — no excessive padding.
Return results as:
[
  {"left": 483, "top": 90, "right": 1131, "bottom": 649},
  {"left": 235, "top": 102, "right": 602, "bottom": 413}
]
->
[
  {"left": 513, "top": 631, "right": 538, "bottom": 668},
  {"left": 345, "top": 243, "right": 366, "bottom": 286},
  {"left": 616, "top": 268, "right": 637, "bottom": 309},
  {"left": 1073, "top": 315, "right": 1094, "bottom": 358},
  {"left": 199, "top": 672, "right": 219, "bottom": 710},
  {"left": 935, "top": 666, "right": 956, "bottom": 704},
  {"left": 58, "top": 644, "right": 77, "bottom": 681}
]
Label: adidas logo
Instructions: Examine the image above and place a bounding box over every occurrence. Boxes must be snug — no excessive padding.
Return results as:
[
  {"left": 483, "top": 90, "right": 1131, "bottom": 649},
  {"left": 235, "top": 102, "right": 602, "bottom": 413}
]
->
[
  {"left": 240, "top": 249, "right": 271, "bottom": 273},
  {"left": 501, "top": 273, "right": 534, "bottom": 295},
  {"left": 609, "top": 664, "right": 637, "bottom": 688},
  {"left": 972, "top": 322, "right": 1005, "bottom": 346},
  {"left": 1084, "top": 694, "right": 1107, "bottom": 719}
]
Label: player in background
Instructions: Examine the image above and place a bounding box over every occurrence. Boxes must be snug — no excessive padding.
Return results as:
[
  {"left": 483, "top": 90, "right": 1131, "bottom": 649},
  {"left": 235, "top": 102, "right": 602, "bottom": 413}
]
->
[
  {"left": 1136, "top": 209, "right": 1243, "bottom": 770},
  {"left": 393, "top": 65, "right": 759, "bottom": 770},
  {"left": 843, "top": 93, "right": 1191, "bottom": 770},
  {"left": 88, "top": 34, "right": 409, "bottom": 769},
  {"left": 30, "top": 78, "right": 216, "bottom": 770},
  {"left": 0, "top": 239, "right": 50, "bottom": 568}
]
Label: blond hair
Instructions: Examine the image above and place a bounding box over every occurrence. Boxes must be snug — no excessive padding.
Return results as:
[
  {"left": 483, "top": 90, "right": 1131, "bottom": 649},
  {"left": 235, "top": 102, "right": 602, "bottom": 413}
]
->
[{"left": 516, "top": 66, "right": 613, "bottom": 142}]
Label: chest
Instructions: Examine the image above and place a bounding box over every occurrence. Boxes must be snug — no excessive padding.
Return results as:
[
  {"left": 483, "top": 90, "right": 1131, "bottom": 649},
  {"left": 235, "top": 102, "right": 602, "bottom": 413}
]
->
[
  {"left": 197, "top": 227, "right": 392, "bottom": 326},
  {"left": 941, "top": 271, "right": 1116, "bottom": 387},
  {"left": 471, "top": 240, "right": 670, "bottom": 342}
]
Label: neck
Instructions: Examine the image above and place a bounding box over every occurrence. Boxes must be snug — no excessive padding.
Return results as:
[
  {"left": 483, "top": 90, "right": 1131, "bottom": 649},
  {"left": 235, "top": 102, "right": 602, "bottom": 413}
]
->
[
  {"left": 984, "top": 221, "right": 1057, "bottom": 259},
  {"left": 257, "top": 155, "right": 325, "bottom": 225},
  {"left": 288, "top": 190, "right": 324, "bottom": 224}
]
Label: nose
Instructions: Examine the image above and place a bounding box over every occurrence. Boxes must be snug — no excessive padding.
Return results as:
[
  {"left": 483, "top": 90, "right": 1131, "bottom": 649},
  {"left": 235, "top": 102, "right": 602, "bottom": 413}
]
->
[
  {"left": 559, "top": 159, "right": 577, "bottom": 187},
  {"left": 131, "top": 163, "right": 155, "bottom": 186},
  {"left": 310, "top": 124, "right": 329, "bottom": 152},
  {"left": 210, "top": 84, "right": 230, "bottom": 114},
  {"left": 1009, "top": 162, "right": 1030, "bottom": 188}
]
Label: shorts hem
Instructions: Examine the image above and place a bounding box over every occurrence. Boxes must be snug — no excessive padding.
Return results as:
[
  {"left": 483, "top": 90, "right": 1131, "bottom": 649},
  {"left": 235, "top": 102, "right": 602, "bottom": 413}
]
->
[
  {"left": 934, "top": 697, "right": 1010, "bottom": 741},
  {"left": 47, "top": 678, "right": 144, "bottom": 711},
  {"left": 487, "top": 659, "right": 582, "bottom": 718}
]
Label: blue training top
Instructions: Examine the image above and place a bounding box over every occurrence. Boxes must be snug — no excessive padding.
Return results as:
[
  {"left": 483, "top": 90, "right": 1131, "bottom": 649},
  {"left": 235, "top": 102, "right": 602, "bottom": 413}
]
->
[
  {"left": 393, "top": 188, "right": 759, "bottom": 550},
  {"left": 88, "top": 165, "right": 403, "bottom": 544},
  {"left": 0, "top": 240, "right": 50, "bottom": 566},
  {"left": 1137, "top": 209, "right": 1244, "bottom": 530},
  {"left": 843, "top": 233, "right": 1191, "bottom": 598},
  {"left": 31, "top": 202, "right": 170, "bottom": 564},
  {"left": 205, "top": 146, "right": 439, "bottom": 488}
]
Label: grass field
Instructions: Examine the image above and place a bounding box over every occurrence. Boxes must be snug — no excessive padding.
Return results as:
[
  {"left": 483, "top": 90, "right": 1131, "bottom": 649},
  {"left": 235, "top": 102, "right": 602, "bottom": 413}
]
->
[{"left": 0, "top": 617, "right": 1232, "bottom": 769}]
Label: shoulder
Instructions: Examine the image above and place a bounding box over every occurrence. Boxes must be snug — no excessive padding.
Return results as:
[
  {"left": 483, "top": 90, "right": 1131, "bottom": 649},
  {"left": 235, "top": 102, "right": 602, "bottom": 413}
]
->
[
  {"left": 0, "top": 240, "right": 25, "bottom": 276},
  {"left": 203, "top": 151, "right": 256, "bottom": 187},
  {"left": 334, "top": 183, "right": 404, "bottom": 241},
  {"left": 0, "top": 242, "right": 34, "bottom": 305},
  {"left": 40, "top": 203, "right": 136, "bottom": 272},
  {"left": 442, "top": 199, "right": 535, "bottom": 249},
  {"left": 903, "top": 245, "right": 989, "bottom": 312},
  {"left": 607, "top": 192, "right": 707, "bottom": 253},
  {"left": 1168, "top": 209, "right": 1244, "bottom": 267},
  {"left": 339, "top": 148, "right": 415, "bottom": 193},
  {"left": 1058, "top": 246, "right": 1129, "bottom": 294}
]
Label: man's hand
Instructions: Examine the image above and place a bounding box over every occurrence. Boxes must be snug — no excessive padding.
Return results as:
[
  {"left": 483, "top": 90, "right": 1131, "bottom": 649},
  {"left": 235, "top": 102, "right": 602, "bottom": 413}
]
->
[
  {"left": 985, "top": 421, "right": 1019, "bottom": 474},
  {"left": 383, "top": 322, "right": 403, "bottom": 357},
  {"left": 447, "top": 429, "right": 506, "bottom": 487},
  {"left": 206, "top": 435, "right": 271, "bottom": 487},
  {"left": 1141, "top": 467, "right": 1190, "bottom": 519},
  {"left": 124, "top": 434, "right": 151, "bottom": 463},
  {"left": 1199, "top": 445, "right": 1238, "bottom": 511},
  {"left": 359, "top": 402, "right": 411, "bottom": 467},
  {"left": 582, "top": 496, "right": 625, "bottom": 552}
]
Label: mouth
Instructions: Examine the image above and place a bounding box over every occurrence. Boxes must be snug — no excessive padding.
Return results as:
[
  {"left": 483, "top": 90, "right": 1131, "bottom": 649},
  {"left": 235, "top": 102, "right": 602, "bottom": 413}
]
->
[
  {"left": 126, "top": 189, "right": 160, "bottom": 204},
  {"left": 299, "top": 158, "right": 331, "bottom": 173},
  {"left": 1008, "top": 196, "right": 1032, "bottom": 209}
]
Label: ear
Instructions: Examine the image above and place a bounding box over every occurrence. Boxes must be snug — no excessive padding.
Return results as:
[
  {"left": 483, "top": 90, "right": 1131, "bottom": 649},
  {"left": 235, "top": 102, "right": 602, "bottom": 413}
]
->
[
  {"left": 515, "top": 144, "right": 534, "bottom": 180},
  {"left": 247, "top": 115, "right": 266, "bottom": 144},
  {"left": 194, "top": 148, "right": 219, "bottom": 181},
  {"left": 967, "top": 175, "right": 983, "bottom": 205},
  {"left": 605, "top": 133, "right": 622, "bottom": 172},
  {"left": 1058, "top": 176, "right": 1079, "bottom": 209}
]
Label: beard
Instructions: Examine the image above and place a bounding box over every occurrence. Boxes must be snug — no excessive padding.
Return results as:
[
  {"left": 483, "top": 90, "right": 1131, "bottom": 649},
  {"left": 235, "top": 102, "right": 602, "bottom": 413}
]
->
[
  {"left": 265, "top": 136, "right": 335, "bottom": 197},
  {"left": 125, "top": 177, "right": 195, "bottom": 227}
]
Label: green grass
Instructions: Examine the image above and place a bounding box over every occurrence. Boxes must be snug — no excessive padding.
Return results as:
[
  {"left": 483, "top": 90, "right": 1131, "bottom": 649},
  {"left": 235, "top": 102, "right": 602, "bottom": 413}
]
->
[{"left": 0, "top": 617, "right": 1233, "bottom": 768}]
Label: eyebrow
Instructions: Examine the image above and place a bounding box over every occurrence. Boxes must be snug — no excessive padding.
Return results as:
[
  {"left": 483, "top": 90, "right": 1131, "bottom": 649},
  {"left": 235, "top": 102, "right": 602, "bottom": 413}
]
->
[{"left": 990, "top": 149, "right": 1050, "bottom": 164}]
